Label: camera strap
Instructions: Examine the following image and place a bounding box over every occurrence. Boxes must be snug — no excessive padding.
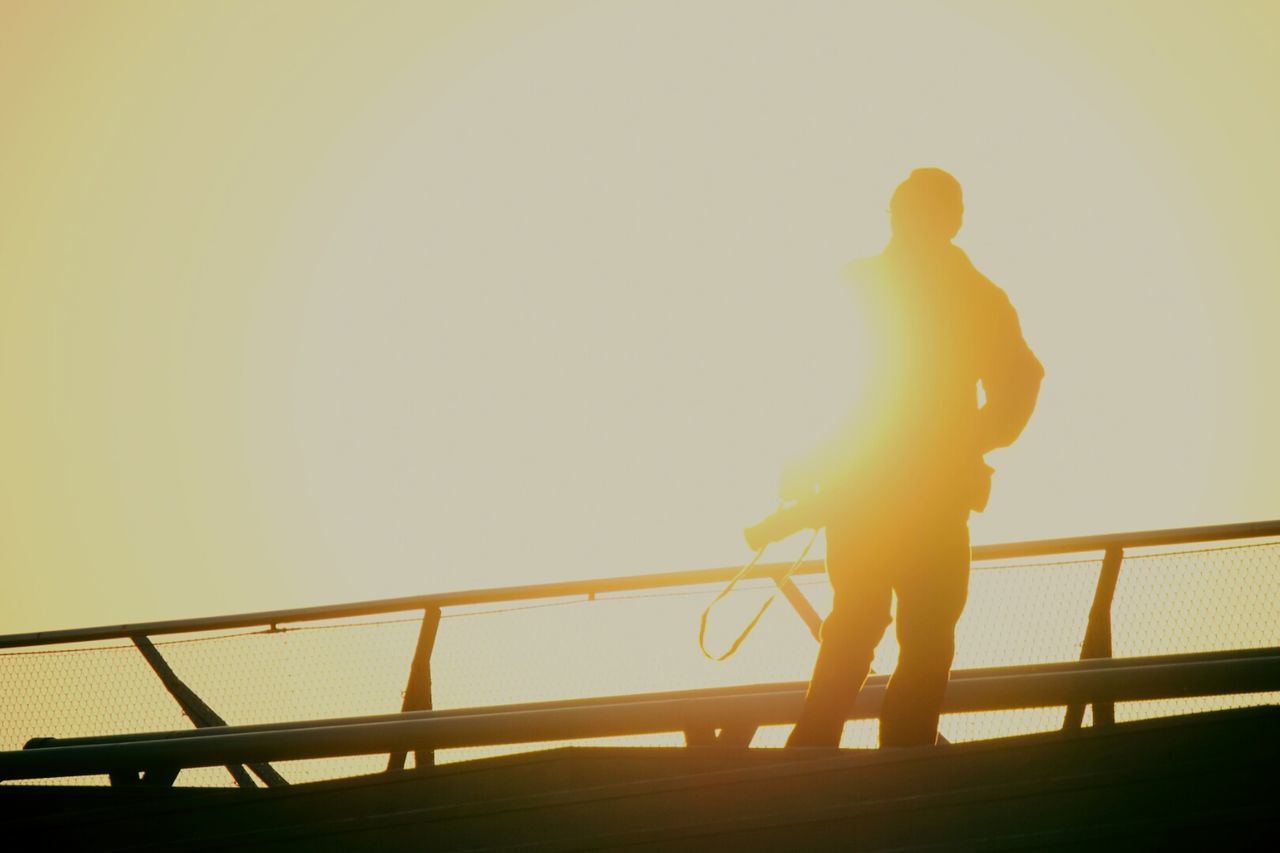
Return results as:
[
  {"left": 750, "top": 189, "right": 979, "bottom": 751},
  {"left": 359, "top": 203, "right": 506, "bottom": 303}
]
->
[{"left": 698, "top": 525, "right": 820, "bottom": 661}]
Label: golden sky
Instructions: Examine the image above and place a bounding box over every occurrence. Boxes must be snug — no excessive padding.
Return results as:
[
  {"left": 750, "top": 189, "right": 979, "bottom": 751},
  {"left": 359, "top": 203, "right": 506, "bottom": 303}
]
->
[{"left": 2, "top": 1, "right": 1278, "bottom": 634}]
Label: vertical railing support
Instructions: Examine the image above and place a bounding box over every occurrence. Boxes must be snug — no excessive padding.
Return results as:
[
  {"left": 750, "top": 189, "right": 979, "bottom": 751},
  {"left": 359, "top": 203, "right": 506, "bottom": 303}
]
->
[
  {"left": 387, "top": 606, "right": 442, "bottom": 771},
  {"left": 1063, "top": 546, "right": 1125, "bottom": 730},
  {"left": 132, "top": 635, "right": 287, "bottom": 787},
  {"left": 683, "top": 727, "right": 717, "bottom": 747},
  {"left": 715, "top": 723, "right": 759, "bottom": 747}
]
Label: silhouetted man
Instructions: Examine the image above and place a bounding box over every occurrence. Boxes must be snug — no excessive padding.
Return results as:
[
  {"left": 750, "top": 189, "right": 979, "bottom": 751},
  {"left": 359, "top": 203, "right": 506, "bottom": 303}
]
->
[{"left": 785, "top": 168, "right": 1043, "bottom": 749}]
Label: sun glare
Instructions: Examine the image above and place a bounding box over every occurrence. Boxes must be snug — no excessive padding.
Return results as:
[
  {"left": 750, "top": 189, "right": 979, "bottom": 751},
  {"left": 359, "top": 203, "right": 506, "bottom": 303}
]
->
[{"left": 0, "top": 1, "right": 1276, "bottom": 635}]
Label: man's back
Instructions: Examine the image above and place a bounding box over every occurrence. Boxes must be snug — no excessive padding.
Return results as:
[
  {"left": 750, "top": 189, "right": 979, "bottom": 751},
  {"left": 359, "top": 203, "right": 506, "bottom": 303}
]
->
[{"left": 838, "top": 241, "right": 1042, "bottom": 496}]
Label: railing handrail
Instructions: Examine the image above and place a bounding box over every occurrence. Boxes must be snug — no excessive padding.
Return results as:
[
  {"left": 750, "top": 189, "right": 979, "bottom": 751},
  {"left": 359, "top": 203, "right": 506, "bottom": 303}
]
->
[
  {"left": 27, "top": 646, "right": 1279, "bottom": 751},
  {"left": 5, "top": 648, "right": 1279, "bottom": 781},
  {"left": 2, "top": 518, "right": 1277, "bottom": 651}
]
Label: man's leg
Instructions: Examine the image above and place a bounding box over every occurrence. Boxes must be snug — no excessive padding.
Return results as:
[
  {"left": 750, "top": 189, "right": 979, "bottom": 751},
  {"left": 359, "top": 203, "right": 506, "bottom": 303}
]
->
[
  {"left": 787, "top": 532, "right": 892, "bottom": 748},
  {"left": 879, "top": 515, "right": 971, "bottom": 748}
]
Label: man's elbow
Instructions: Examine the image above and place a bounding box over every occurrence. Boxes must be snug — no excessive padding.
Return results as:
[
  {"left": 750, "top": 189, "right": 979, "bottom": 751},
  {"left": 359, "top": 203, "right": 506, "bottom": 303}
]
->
[
  {"left": 1012, "top": 350, "right": 1045, "bottom": 408},
  {"left": 1025, "top": 355, "right": 1045, "bottom": 406},
  {"left": 979, "top": 357, "right": 1044, "bottom": 453}
]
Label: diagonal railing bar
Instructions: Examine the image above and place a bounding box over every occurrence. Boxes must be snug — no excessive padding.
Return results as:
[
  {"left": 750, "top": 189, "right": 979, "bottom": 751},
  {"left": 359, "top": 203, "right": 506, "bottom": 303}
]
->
[
  {"left": 1063, "top": 547, "right": 1125, "bottom": 730},
  {"left": 774, "top": 576, "right": 823, "bottom": 642},
  {"left": 386, "top": 607, "right": 441, "bottom": 772},
  {"left": 132, "top": 636, "right": 287, "bottom": 788}
]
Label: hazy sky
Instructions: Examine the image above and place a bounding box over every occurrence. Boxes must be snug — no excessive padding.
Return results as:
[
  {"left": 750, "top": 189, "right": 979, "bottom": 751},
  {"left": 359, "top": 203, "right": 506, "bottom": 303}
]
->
[{"left": 2, "top": 1, "right": 1278, "bottom": 634}]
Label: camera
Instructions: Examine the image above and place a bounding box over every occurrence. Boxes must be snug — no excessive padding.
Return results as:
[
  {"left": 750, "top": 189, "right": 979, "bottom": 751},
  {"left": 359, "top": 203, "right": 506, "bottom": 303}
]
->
[{"left": 743, "top": 498, "right": 824, "bottom": 552}]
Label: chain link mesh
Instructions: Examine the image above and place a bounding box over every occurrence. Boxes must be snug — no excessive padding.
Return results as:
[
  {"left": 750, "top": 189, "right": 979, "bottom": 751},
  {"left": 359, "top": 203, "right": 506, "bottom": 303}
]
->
[{"left": 3, "top": 539, "right": 1277, "bottom": 785}]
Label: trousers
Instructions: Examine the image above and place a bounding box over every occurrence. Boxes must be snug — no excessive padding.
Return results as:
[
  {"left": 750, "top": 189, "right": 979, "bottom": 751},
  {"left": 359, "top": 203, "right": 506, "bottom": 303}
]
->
[{"left": 786, "top": 501, "right": 972, "bottom": 748}]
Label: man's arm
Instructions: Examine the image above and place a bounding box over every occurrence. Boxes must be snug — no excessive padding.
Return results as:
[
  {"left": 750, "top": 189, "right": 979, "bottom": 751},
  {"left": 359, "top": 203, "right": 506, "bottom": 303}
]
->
[{"left": 976, "top": 287, "right": 1044, "bottom": 454}]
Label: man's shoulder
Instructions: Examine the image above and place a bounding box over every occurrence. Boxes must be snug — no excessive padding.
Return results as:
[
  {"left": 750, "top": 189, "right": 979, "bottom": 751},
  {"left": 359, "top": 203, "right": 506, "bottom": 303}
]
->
[{"left": 952, "top": 248, "right": 1017, "bottom": 315}]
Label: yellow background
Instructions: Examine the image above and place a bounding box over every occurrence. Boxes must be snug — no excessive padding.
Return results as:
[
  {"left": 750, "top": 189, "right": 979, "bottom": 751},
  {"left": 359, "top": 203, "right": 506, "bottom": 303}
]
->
[{"left": 2, "top": 1, "right": 1278, "bottom": 634}]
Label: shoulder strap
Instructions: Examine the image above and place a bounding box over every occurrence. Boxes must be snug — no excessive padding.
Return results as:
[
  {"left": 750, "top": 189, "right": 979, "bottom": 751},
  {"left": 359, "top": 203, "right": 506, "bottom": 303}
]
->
[{"left": 698, "top": 527, "right": 820, "bottom": 661}]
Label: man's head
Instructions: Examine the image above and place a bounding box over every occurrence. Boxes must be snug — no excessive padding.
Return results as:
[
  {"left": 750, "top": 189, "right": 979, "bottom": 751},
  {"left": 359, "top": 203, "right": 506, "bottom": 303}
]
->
[{"left": 889, "top": 167, "right": 964, "bottom": 244}]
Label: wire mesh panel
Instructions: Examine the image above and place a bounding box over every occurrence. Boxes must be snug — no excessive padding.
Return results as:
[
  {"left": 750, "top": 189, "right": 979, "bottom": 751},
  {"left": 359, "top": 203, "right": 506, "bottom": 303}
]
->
[
  {"left": 431, "top": 582, "right": 826, "bottom": 761},
  {"left": 0, "top": 641, "right": 197, "bottom": 785},
  {"left": 1112, "top": 543, "right": 1280, "bottom": 656},
  {"left": 0, "top": 619, "right": 426, "bottom": 786},
  {"left": 1109, "top": 541, "right": 1280, "bottom": 725},
  {"left": 1, "top": 539, "right": 1278, "bottom": 784},
  {"left": 156, "top": 619, "right": 422, "bottom": 783}
]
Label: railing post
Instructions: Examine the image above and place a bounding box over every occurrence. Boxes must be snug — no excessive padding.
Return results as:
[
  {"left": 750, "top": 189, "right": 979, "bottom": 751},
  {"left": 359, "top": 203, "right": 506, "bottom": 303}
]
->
[
  {"left": 714, "top": 723, "right": 759, "bottom": 747},
  {"left": 132, "top": 635, "right": 287, "bottom": 787},
  {"left": 1063, "top": 546, "right": 1125, "bottom": 730},
  {"left": 387, "top": 606, "right": 442, "bottom": 771},
  {"left": 683, "top": 727, "right": 717, "bottom": 746}
]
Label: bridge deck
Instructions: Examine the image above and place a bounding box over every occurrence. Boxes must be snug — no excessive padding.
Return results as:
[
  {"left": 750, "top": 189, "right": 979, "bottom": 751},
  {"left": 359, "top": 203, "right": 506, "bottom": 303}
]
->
[{"left": 3, "top": 705, "right": 1275, "bottom": 851}]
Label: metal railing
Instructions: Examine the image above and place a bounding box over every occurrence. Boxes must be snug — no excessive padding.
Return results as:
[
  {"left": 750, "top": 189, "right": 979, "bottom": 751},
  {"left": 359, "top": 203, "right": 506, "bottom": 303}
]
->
[
  {"left": 5, "top": 647, "right": 1279, "bottom": 782},
  {"left": 2, "top": 518, "right": 1278, "bottom": 786}
]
